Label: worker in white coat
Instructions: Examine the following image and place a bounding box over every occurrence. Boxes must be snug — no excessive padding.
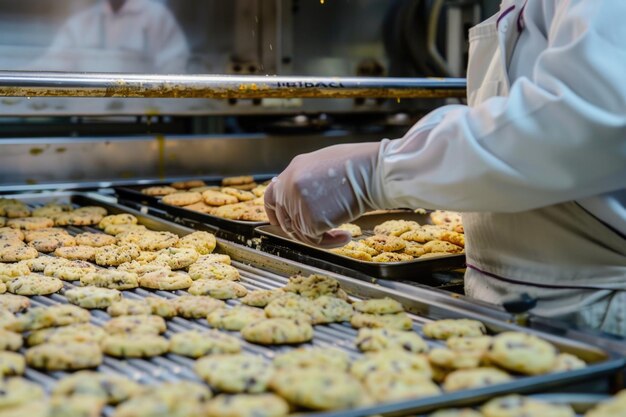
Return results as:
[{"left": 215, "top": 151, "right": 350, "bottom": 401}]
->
[
  {"left": 34, "top": 0, "right": 189, "bottom": 73},
  {"left": 265, "top": 1, "right": 626, "bottom": 336}
]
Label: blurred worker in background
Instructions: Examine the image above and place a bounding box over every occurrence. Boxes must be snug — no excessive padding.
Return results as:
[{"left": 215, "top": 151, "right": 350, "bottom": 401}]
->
[
  {"left": 33, "top": 0, "right": 189, "bottom": 73},
  {"left": 266, "top": 1, "right": 626, "bottom": 336}
]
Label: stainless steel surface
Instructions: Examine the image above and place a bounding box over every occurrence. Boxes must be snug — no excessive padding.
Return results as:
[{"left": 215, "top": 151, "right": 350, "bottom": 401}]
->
[
  {"left": 6, "top": 192, "right": 626, "bottom": 417},
  {"left": 0, "top": 132, "right": 390, "bottom": 186},
  {"left": 0, "top": 71, "right": 466, "bottom": 99}
]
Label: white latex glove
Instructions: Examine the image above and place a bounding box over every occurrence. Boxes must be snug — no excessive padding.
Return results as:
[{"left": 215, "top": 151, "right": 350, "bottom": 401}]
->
[{"left": 264, "top": 142, "right": 382, "bottom": 247}]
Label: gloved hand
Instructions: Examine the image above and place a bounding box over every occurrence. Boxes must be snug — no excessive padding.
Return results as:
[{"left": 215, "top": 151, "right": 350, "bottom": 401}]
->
[{"left": 264, "top": 141, "right": 383, "bottom": 247}]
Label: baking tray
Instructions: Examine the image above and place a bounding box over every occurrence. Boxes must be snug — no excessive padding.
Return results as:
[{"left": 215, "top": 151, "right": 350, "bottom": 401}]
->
[
  {"left": 4, "top": 192, "right": 626, "bottom": 417},
  {"left": 257, "top": 210, "right": 466, "bottom": 281},
  {"left": 114, "top": 175, "right": 274, "bottom": 237}
]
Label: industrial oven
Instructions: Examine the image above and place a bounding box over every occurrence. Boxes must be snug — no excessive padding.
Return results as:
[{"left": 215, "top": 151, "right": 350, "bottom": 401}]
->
[{"left": 0, "top": 1, "right": 624, "bottom": 416}]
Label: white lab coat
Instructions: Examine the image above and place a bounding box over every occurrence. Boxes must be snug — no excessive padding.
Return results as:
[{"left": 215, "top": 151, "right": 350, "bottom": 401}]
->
[
  {"left": 35, "top": 0, "right": 189, "bottom": 73},
  {"left": 371, "top": 1, "right": 626, "bottom": 334}
]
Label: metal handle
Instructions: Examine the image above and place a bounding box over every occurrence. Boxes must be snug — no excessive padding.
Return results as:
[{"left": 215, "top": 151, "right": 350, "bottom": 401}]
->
[{"left": 0, "top": 71, "right": 466, "bottom": 99}]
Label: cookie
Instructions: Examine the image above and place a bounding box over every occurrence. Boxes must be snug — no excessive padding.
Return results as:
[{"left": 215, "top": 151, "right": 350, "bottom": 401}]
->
[
  {"left": 222, "top": 176, "right": 255, "bottom": 186},
  {"left": 9, "top": 304, "right": 90, "bottom": 332},
  {"left": 182, "top": 201, "right": 217, "bottom": 214},
  {"left": 98, "top": 214, "right": 138, "bottom": 229},
  {"left": 104, "top": 315, "right": 167, "bottom": 335},
  {"left": 270, "top": 368, "right": 366, "bottom": 411},
  {"left": 481, "top": 395, "right": 576, "bottom": 417},
  {"left": 27, "top": 323, "right": 106, "bottom": 346},
  {"left": 265, "top": 294, "right": 316, "bottom": 322},
  {"left": 0, "top": 262, "right": 31, "bottom": 282},
  {"left": 330, "top": 247, "right": 373, "bottom": 261},
  {"left": 283, "top": 274, "right": 343, "bottom": 299},
  {"left": 169, "top": 329, "right": 241, "bottom": 358},
  {"left": 362, "top": 235, "right": 406, "bottom": 252},
  {"left": 26, "top": 342, "right": 103, "bottom": 370},
  {"left": 74, "top": 206, "right": 108, "bottom": 217},
  {"left": 24, "top": 228, "right": 70, "bottom": 242},
  {"left": 400, "top": 225, "right": 446, "bottom": 243},
  {"left": 251, "top": 184, "right": 268, "bottom": 197},
  {"left": 176, "top": 231, "right": 217, "bottom": 254},
  {"left": 81, "top": 269, "right": 138, "bottom": 290},
  {"left": 0, "top": 295, "right": 29, "bottom": 316},
  {"left": 111, "top": 381, "right": 212, "bottom": 417},
  {"left": 107, "top": 299, "right": 152, "bottom": 316},
  {"left": 188, "top": 279, "right": 247, "bottom": 299},
  {"left": 95, "top": 244, "right": 140, "bottom": 266},
  {"left": 221, "top": 187, "right": 256, "bottom": 202},
  {"left": 23, "top": 255, "right": 65, "bottom": 273},
  {"left": 49, "top": 395, "right": 105, "bottom": 417},
  {"left": 117, "top": 261, "right": 170, "bottom": 276},
  {"left": 331, "top": 223, "right": 363, "bottom": 237},
  {"left": 74, "top": 232, "right": 117, "bottom": 247},
  {"left": 7, "top": 217, "right": 54, "bottom": 231},
  {"left": 53, "top": 371, "right": 143, "bottom": 405},
  {"left": 0, "top": 245, "right": 38, "bottom": 262},
  {"left": 310, "top": 295, "right": 354, "bottom": 324},
  {"left": 372, "top": 251, "right": 414, "bottom": 262},
  {"left": 430, "top": 210, "right": 464, "bottom": 233},
  {"left": 403, "top": 241, "right": 427, "bottom": 257},
  {"left": 240, "top": 289, "right": 284, "bottom": 307},
  {"left": 351, "top": 312, "right": 413, "bottom": 331},
  {"left": 173, "top": 295, "right": 225, "bottom": 319},
  {"left": 273, "top": 347, "right": 350, "bottom": 371},
  {"left": 355, "top": 328, "right": 429, "bottom": 353},
  {"left": 447, "top": 335, "right": 493, "bottom": 352},
  {"left": 0, "top": 351, "right": 25, "bottom": 377},
  {"left": 54, "top": 212, "right": 103, "bottom": 227},
  {"left": 429, "top": 347, "right": 484, "bottom": 370},
  {"left": 45, "top": 260, "right": 95, "bottom": 281},
  {"left": 0, "top": 377, "right": 45, "bottom": 409},
  {"left": 241, "top": 318, "right": 313, "bottom": 345},
  {"left": 202, "top": 190, "right": 239, "bottom": 206},
  {"left": 422, "top": 319, "right": 487, "bottom": 340},
  {"left": 238, "top": 205, "right": 269, "bottom": 222},
  {"left": 585, "top": 390, "right": 626, "bottom": 417},
  {"left": 364, "top": 370, "right": 441, "bottom": 402},
  {"left": 105, "top": 224, "right": 147, "bottom": 236},
  {"left": 443, "top": 367, "right": 513, "bottom": 391},
  {"left": 552, "top": 353, "right": 586, "bottom": 372},
  {"left": 31, "top": 205, "right": 68, "bottom": 218},
  {"left": 142, "top": 186, "right": 178, "bottom": 196},
  {"left": 171, "top": 180, "right": 206, "bottom": 189},
  {"left": 197, "top": 253, "right": 231, "bottom": 265},
  {"left": 189, "top": 262, "right": 240, "bottom": 281},
  {"left": 162, "top": 191, "right": 203, "bottom": 207},
  {"left": 155, "top": 247, "right": 198, "bottom": 269},
  {"left": 29, "top": 234, "right": 76, "bottom": 253},
  {"left": 205, "top": 394, "right": 289, "bottom": 417},
  {"left": 207, "top": 306, "right": 266, "bottom": 330},
  {"left": 423, "top": 239, "right": 464, "bottom": 254},
  {"left": 353, "top": 297, "right": 404, "bottom": 314},
  {"left": 487, "top": 332, "right": 557, "bottom": 375},
  {"left": 54, "top": 245, "right": 96, "bottom": 261},
  {"left": 351, "top": 350, "right": 432, "bottom": 380},
  {"left": 195, "top": 353, "right": 273, "bottom": 393},
  {"left": 101, "top": 334, "right": 169, "bottom": 358},
  {"left": 135, "top": 231, "right": 179, "bottom": 251},
  {"left": 373, "top": 220, "right": 420, "bottom": 237},
  {"left": 0, "top": 330, "right": 22, "bottom": 351},
  {"left": 138, "top": 269, "right": 193, "bottom": 290},
  {"left": 440, "top": 230, "right": 465, "bottom": 248},
  {"left": 0, "top": 228, "right": 24, "bottom": 242},
  {"left": 145, "top": 296, "right": 178, "bottom": 318},
  {"left": 7, "top": 273, "right": 63, "bottom": 295},
  {"left": 65, "top": 286, "right": 122, "bottom": 309}
]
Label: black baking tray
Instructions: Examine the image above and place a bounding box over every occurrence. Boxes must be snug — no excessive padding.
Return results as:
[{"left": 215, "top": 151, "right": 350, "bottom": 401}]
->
[
  {"left": 114, "top": 175, "right": 274, "bottom": 236},
  {"left": 256, "top": 210, "right": 466, "bottom": 281}
]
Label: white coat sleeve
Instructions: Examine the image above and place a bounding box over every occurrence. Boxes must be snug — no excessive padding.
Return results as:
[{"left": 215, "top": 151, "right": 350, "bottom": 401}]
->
[
  {"left": 148, "top": 7, "right": 190, "bottom": 73},
  {"left": 371, "top": 1, "right": 626, "bottom": 213}
]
